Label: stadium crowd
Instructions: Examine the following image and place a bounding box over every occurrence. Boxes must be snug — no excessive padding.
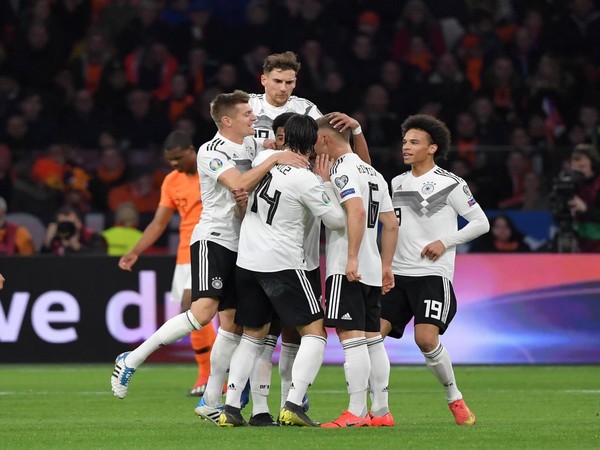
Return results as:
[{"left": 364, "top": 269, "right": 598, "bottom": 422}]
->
[{"left": 0, "top": 0, "right": 599, "bottom": 253}]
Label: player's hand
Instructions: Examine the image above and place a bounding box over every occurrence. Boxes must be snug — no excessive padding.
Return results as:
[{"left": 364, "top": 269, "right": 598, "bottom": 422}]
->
[
  {"left": 345, "top": 257, "right": 362, "bottom": 282},
  {"left": 329, "top": 112, "right": 359, "bottom": 134},
  {"left": 420, "top": 240, "right": 446, "bottom": 262},
  {"left": 0, "top": 273, "right": 5, "bottom": 290},
  {"left": 232, "top": 188, "right": 248, "bottom": 207},
  {"left": 381, "top": 267, "right": 394, "bottom": 294},
  {"left": 119, "top": 253, "right": 138, "bottom": 271},
  {"left": 275, "top": 150, "right": 309, "bottom": 168},
  {"left": 314, "top": 154, "right": 333, "bottom": 181},
  {"left": 263, "top": 139, "right": 277, "bottom": 149}
]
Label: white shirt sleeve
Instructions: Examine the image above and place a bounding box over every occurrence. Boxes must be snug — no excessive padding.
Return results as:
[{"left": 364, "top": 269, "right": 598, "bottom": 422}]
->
[
  {"left": 301, "top": 181, "right": 345, "bottom": 230},
  {"left": 440, "top": 180, "right": 490, "bottom": 248},
  {"left": 197, "top": 149, "right": 235, "bottom": 181}
]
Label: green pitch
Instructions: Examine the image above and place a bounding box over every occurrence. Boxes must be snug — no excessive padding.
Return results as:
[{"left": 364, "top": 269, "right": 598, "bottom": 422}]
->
[{"left": 0, "top": 364, "right": 598, "bottom": 449}]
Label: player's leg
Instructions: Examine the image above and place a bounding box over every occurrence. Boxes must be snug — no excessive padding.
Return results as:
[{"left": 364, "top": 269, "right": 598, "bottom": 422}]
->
[
  {"left": 248, "top": 320, "right": 280, "bottom": 420},
  {"left": 321, "top": 275, "right": 372, "bottom": 428},
  {"left": 188, "top": 241, "right": 241, "bottom": 423},
  {"left": 176, "top": 266, "right": 216, "bottom": 396},
  {"left": 220, "top": 268, "right": 277, "bottom": 427},
  {"left": 111, "top": 296, "right": 216, "bottom": 399},
  {"left": 200, "top": 308, "right": 241, "bottom": 406},
  {"left": 368, "top": 275, "right": 410, "bottom": 426},
  {"left": 272, "top": 269, "right": 325, "bottom": 427},
  {"left": 414, "top": 276, "right": 475, "bottom": 426},
  {"left": 279, "top": 326, "right": 300, "bottom": 409},
  {"left": 278, "top": 267, "right": 320, "bottom": 410}
]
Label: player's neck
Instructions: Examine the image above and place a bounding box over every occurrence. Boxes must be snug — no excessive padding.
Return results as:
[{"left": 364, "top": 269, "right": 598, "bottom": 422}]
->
[
  {"left": 411, "top": 160, "right": 435, "bottom": 177},
  {"left": 219, "top": 129, "right": 246, "bottom": 145},
  {"left": 330, "top": 146, "right": 351, "bottom": 161}
]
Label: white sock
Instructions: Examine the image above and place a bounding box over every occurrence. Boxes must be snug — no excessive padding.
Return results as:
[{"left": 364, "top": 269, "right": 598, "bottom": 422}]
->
[
  {"left": 127, "top": 311, "right": 199, "bottom": 368},
  {"left": 279, "top": 342, "right": 299, "bottom": 408},
  {"left": 286, "top": 335, "right": 326, "bottom": 406},
  {"left": 250, "top": 334, "right": 277, "bottom": 416},
  {"left": 342, "top": 337, "right": 370, "bottom": 418},
  {"left": 367, "top": 335, "right": 390, "bottom": 416},
  {"left": 423, "top": 342, "right": 462, "bottom": 402},
  {"left": 225, "top": 334, "right": 264, "bottom": 408},
  {"left": 204, "top": 327, "right": 241, "bottom": 406}
]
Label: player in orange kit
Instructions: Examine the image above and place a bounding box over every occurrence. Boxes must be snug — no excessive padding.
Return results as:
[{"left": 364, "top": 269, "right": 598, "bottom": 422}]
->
[{"left": 118, "top": 130, "right": 216, "bottom": 396}]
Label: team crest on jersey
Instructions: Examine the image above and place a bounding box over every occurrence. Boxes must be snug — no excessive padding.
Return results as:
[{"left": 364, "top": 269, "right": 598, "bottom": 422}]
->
[
  {"left": 463, "top": 185, "right": 472, "bottom": 197},
  {"left": 421, "top": 182, "right": 435, "bottom": 195},
  {"left": 322, "top": 192, "right": 331, "bottom": 204},
  {"left": 334, "top": 175, "right": 348, "bottom": 189},
  {"left": 211, "top": 277, "right": 223, "bottom": 289},
  {"left": 340, "top": 188, "right": 355, "bottom": 198},
  {"left": 209, "top": 158, "right": 223, "bottom": 171}
]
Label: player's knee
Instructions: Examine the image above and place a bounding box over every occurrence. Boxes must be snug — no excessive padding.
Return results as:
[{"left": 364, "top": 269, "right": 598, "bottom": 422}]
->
[{"left": 415, "top": 334, "right": 438, "bottom": 353}]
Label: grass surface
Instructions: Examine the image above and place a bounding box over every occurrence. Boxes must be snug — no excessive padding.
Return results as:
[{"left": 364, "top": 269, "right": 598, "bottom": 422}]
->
[{"left": 0, "top": 364, "right": 598, "bottom": 449}]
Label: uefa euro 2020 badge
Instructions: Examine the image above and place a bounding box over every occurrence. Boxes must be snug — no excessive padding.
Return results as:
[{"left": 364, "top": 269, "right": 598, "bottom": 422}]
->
[{"left": 209, "top": 158, "right": 223, "bottom": 172}]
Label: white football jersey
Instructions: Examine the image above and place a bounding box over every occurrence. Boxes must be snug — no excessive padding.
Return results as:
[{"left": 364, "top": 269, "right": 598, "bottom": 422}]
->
[
  {"left": 237, "top": 157, "right": 338, "bottom": 272},
  {"left": 326, "top": 153, "right": 393, "bottom": 287},
  {"left": 191, "top": 132, "right": 261, "bottom": 251},
  {"left": 250, "top": 150, "right": 321, "bottom": 270},
  {"left": 249, "top": 93, "right": 322, "bottom": 140},
  {"left": 390, "top": 165, "right": 486, "bottom": 280}
]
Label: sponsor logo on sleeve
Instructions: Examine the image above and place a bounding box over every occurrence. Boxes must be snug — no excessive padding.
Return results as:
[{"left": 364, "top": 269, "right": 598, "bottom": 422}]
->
[
  {"left": 334, "top": 175, "right": 348, "bottom": 189},
  {"left": 209, "top": 158, "right": 223, "bottom": 171},
  {"left": 468, "top": 197, "right": 477, "bottom": 206},
  {"left": 340, "top": 188, "right": 356, "bottom": 198}
]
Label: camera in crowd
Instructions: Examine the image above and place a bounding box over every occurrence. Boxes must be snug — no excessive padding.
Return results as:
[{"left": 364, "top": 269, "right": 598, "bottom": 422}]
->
[
  {"left": 549, "top": 169, "right": 584, "bottom": 253},
  {"left": 549, "top": 169, "right": 584, "bottom": 222},
  {"left": 56, "top": 221, "right": 77, "bottom": 240}
]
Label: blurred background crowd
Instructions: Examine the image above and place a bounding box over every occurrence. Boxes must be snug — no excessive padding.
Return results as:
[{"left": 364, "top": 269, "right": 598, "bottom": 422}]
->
[{"left": 0, "top": 0, "right": 599, "bottom": 255}]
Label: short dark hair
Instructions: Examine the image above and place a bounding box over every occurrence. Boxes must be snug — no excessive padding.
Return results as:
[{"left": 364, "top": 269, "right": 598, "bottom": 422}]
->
[
  {"left": 164, "top": 130, "right": 193, "bottom": 150},
  {"left": 263, "top": 51, "right": 301, "bottom": 74},
  {"left": 209, "top": 90, "right": 250, "bottom": 125},
  {"left": 272, "top": 112, "right": 297, "bottom": 133},
  {"left": 284, "top": 114, "right": 317, "bottom": 155},
  {"left": 401, "top": 114, "right": 452, "bottom": 159}
]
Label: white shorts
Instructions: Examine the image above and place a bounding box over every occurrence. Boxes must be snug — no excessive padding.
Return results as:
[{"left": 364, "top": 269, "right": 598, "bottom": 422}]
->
[{"left": 170, "top": 263, "right": 191, "bottom": 303}]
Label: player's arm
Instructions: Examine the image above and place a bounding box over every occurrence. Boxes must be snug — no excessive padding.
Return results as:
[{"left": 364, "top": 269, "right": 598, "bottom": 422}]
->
[
  {"left": 328, "top": 112, "right": 371, "bottom": 165},
  {"left": 342, "top": 197, "right": 366, "bottom": 282},
  {"left": 218, "top": 150, "right": 309, "bottom": 193},
  {"left": 118, "top": 205, "right": 175, "bottom": 271},
  {"left": 379, "top": 210, "right": 399, "bottom": 294},
  {"left": 303, "top": 183, "right": 346, "bottom": 231},
  {"left": 422, "top": 184, "right": 490, "bottom": 261},
  {"left": 439, "top": 206, "right": 490, "bottom": 250}
]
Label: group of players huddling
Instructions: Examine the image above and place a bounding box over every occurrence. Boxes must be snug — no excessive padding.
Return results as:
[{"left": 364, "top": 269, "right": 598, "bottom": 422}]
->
[{"left": 111, "top": 51, "right": 489, "bottom": 428}]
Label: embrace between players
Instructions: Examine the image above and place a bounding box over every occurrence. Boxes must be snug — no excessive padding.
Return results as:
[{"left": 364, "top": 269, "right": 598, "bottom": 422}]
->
[{"left": 111, "top": 52, "right": 489, "bottom": 429}]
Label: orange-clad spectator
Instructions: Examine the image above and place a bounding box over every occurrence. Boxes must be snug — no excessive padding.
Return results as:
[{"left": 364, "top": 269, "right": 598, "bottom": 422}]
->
[
  {"left": 117, "top": 130, "right": 215, "bottom": 397},
  {"left": 107, "top": 167, "right": 161, "bottom": 213},
  {"left": 31, "top": 144, "right": 92, "bottom": 207},
  {"left": 124, "top": 41, "right": 179, "bottom": 101},
  {"left": 166, "top": 73, "right": 194, "bottom": 126},
  {"left": 0, "top": 196, "right": 35, "bottom": 255},
  {"left": 68, "top": 26, "right": 114, "bottom": 94}
]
